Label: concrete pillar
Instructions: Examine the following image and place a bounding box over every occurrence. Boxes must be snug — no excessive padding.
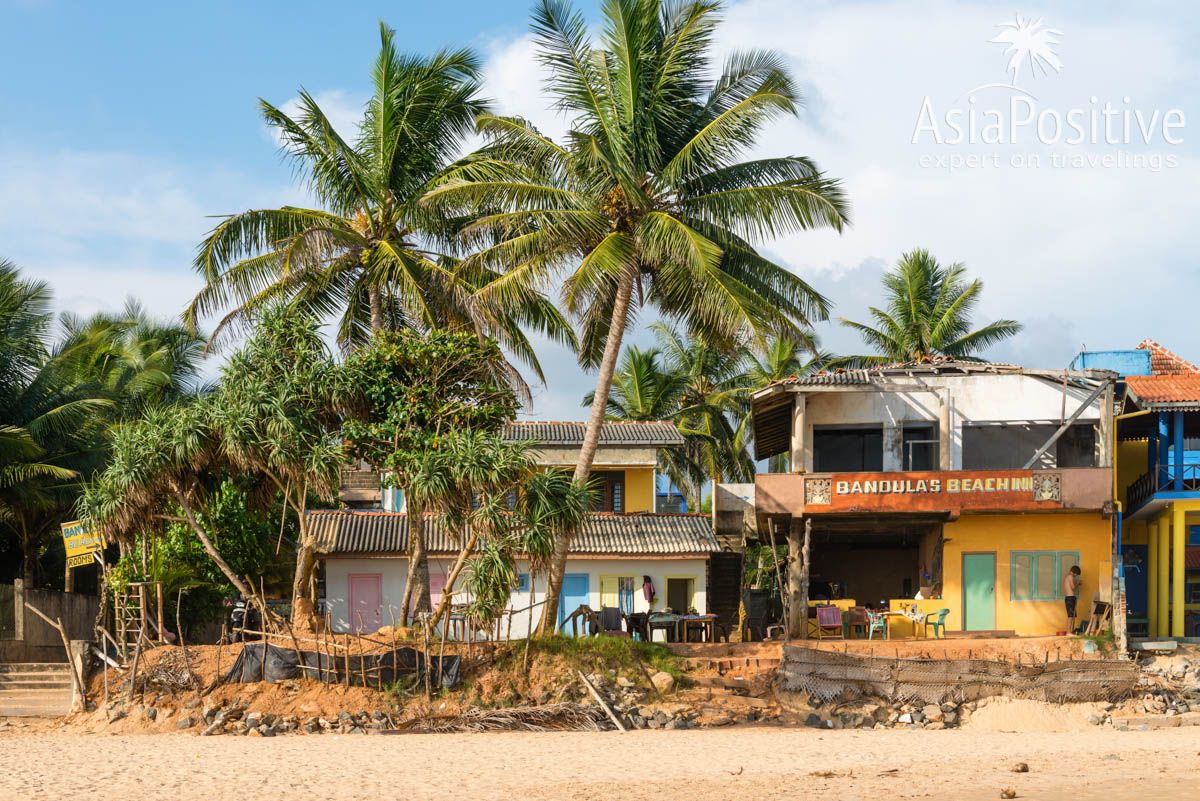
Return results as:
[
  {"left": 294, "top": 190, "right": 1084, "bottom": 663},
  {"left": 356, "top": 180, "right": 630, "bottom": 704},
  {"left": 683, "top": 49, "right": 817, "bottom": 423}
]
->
[
  {"left": 789, "top": 394, "right": 807, "bottom": 473},
  {"left": 883, "top": 423, "right": 904, "bottom": 472},
  {"left": 1147, "top": 518, "right": 1159, "bottom": 635},
  {"left": 1172, "top": 504, "right": 1186, "bottom": 638},
  {"left": 1097, "top": 382, "right": 1114, "bottom": 468},
  {"left": 938, "top": 393, "right": 952, "bottom": 471},
  {"left": 1157, "top": 511, "right": 1171, "bottom": 637}
]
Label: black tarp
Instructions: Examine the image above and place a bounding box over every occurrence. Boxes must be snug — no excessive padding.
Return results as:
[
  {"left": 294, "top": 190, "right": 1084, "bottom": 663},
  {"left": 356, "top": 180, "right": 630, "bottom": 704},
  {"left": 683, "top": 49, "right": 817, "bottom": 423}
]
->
[{"left": 223, "top": 643, "right": 460, "bottom": 689}]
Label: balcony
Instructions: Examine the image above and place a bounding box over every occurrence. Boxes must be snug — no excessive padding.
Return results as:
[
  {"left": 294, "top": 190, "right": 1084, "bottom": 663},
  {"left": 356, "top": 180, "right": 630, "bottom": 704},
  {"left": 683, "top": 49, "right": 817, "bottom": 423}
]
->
[{"left": 1127, "top": 464, "right": 1200, "bottom": 513}]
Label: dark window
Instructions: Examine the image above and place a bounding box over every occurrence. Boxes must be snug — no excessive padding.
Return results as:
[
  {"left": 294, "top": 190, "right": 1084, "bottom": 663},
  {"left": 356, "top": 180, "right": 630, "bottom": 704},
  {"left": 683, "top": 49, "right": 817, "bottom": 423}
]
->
[
  {"left": 1057, "top": 424, "right": 1096, "bottom": 468},
  {"left": 590, "top": 471, "right": 625, "bottom": 513},
  {"left": 813, "top": 427, "right": 883, "bottom": 472},
  {"left": 903, "top": 423, "right": 938, "bottom": 471},
  {"left": 963, "top": 423, "right": 1096, "bottom": 469}
]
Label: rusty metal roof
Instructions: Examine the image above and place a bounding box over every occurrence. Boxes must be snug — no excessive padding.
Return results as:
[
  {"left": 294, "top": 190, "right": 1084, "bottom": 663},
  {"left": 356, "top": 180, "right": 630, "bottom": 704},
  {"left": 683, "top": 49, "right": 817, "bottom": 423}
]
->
[
  {"left": 308, "top": 511, "right": 717, "bottom": 556},
  {"left": 503, "top": 420, "right": 684, "bottom": 447}
]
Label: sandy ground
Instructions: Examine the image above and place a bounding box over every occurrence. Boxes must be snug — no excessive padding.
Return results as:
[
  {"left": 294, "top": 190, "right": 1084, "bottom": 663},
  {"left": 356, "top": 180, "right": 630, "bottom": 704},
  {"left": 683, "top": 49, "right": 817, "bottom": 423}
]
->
[{"left": 0, "top": 726, "right": 1195, "bottom": 801}]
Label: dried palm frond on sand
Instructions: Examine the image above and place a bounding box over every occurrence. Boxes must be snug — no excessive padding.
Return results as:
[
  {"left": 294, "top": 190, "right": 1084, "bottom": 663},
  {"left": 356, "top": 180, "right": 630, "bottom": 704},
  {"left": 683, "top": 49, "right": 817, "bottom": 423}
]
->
[{"left": 395, "top": 703, "right": 609, "bottom": 733}]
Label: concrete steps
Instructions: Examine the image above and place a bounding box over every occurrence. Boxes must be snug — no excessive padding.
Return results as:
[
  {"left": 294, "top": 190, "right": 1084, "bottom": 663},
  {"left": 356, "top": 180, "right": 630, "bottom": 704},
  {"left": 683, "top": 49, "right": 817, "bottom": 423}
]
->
[{"left": 0, "top": 663, "right": 72, "bottom": 717}]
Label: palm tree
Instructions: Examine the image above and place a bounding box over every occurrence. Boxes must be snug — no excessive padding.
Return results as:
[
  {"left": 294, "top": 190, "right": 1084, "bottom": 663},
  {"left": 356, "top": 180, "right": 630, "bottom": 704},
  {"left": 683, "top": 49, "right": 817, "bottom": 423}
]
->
[
  {"left": 0, "top": 262, "right": 111, "bottom": 583},
  {"left": 839, "top": 249, "right": 1022, "bottom": 366},
  {"left": 185, "top": 24, "right": 574, "bottom": 385},
  {"left": 426, "top": 0, "right": 848, "bottom": 628}
]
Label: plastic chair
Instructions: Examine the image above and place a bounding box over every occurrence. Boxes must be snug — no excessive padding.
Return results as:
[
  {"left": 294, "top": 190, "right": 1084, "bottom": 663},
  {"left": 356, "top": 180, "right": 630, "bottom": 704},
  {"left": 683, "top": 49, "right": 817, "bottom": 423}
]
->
[
  {"left": 866, "top": 609, "right": 888, "bottom": 640},
  {"left": 923, "top": 608, "right": 950, "bottom": 639}
]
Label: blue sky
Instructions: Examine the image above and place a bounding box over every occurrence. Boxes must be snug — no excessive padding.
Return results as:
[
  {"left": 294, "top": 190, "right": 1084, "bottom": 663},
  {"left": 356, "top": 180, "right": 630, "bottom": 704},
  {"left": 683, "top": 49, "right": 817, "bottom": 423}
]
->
[{"left": 2, "top": 1, "right": 1198, "bottom": 419}]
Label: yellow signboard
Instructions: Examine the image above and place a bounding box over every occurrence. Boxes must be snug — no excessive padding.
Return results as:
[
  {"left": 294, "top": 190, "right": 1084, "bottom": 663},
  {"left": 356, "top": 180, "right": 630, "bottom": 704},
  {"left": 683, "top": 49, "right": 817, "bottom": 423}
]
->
[{"left": 61, "top": 520, "right": 104, "bottom": 568}]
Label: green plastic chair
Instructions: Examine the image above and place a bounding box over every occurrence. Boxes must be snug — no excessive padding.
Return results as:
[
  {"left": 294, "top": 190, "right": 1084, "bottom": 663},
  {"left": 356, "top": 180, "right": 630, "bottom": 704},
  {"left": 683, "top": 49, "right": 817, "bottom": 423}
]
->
[
  {"left": 866, "top": 609, "right": 888, "bottom": 640},
  {"left": 923, "top": 608, "right": 950, "bottom": 639}
]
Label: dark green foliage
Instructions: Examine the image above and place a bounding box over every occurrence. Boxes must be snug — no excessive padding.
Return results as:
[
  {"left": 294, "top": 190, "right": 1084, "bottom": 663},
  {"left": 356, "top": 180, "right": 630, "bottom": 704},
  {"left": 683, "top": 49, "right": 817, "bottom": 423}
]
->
[{"left": 340, "top": 328, "right": 520, "bottom": 473}]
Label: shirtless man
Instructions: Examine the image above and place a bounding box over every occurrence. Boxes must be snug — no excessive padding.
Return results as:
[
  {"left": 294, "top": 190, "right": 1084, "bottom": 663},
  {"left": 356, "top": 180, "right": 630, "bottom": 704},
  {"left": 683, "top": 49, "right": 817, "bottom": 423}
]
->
[{"left": 1063, "top": 565, "right": 1082, "bottom": 634}]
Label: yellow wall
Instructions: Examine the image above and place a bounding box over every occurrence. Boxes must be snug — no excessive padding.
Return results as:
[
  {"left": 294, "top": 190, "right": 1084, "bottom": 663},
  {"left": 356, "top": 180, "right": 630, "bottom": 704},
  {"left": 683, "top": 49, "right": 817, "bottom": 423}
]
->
[
  {"left": 941, "top": 512, "right": 1112, "bottom": 636},
  {"left": 624, "top": 466, "right": 654, "bottom": 512},
  {"left": 1117, "top": 439, "right": 1149, "bottom": 500}
]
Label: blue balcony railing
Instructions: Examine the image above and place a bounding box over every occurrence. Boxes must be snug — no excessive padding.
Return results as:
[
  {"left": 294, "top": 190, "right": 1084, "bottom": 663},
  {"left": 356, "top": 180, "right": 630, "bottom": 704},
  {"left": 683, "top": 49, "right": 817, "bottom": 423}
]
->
[{"left": 1127, "top": 464, "right": 1200, "bottom": 511}]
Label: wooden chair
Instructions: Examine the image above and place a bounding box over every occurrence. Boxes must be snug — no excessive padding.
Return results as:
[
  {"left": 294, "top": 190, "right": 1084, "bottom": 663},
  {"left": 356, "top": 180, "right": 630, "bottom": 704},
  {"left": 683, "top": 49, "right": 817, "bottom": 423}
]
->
[
  {"left": 1084, "top": 601, "right": 1112, "bottom": 636},
  {"left": 845, "top": 606, "right": 868, "bottom": 638},
  {"left": 815, "top": 605, "right": 844, "bottom": 640}
]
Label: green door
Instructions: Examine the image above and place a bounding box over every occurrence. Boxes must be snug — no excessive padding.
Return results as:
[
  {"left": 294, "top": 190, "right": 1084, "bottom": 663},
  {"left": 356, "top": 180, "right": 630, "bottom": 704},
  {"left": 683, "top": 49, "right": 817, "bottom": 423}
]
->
[{"left": 963, "top": 553, "right": 996, "bottom": 631}]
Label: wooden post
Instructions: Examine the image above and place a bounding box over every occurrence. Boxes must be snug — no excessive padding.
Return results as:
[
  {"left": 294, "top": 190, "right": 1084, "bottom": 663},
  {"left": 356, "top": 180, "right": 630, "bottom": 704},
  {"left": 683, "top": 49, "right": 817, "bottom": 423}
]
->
[
  {"left": 137, "top": 583, "right": 148, "bottom": 646},
  {"left": 22, "top": 602, "right": 86, "bottom": 710},
  {"left": 578, "top": 670, "right": 626, "bottom": 732},
  {"left": 155, "top": 582, "right": 165, "bottom": 644}
]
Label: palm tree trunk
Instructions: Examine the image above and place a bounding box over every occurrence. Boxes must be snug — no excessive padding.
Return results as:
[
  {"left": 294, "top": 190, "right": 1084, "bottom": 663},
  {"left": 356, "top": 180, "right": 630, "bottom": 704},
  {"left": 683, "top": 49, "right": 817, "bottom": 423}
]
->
[
  {"left": 172, "top": 490, "right": 252, "bottom": 599},
  {"left": 20, "top": 522, "right": 36, "bottom": 586},
  {"left": 368, "top": 285, "right": 385, "bottom": 333},
  {"left": 538, "top": 269, "right": 636, "bottom": 635}
]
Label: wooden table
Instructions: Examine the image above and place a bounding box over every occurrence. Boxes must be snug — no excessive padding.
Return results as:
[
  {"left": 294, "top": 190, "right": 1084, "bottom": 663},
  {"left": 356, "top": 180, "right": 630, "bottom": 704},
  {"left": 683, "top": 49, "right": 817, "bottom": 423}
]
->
[
  {"left": 679, "top": 614, "right": 717, "bottom": 643},
  {"left": 648, "top": 614, "right": 681, "bottom": 643}
]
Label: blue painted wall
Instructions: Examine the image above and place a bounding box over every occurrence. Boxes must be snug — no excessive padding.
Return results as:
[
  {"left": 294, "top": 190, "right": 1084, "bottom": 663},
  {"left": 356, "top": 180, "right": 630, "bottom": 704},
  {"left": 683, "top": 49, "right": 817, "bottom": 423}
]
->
[{"left": 1069, "top": 349, "right": 1152, "bottom": 376}]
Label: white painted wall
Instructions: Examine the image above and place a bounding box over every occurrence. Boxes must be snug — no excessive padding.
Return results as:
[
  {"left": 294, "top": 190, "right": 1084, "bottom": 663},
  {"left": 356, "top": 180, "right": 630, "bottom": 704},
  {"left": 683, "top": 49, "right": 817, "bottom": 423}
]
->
[
  {"left": 799, "top": 373, "right": 1101, "bottom": 470},
  {"left": 323, "top": 555, "right": 709, "bottom": 640}
]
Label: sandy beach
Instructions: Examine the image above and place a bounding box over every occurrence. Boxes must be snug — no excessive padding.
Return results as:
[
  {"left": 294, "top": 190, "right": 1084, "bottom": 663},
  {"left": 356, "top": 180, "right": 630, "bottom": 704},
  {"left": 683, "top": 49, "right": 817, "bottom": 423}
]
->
[{"left": 0, "top": 725, "right": 1195, "bottom": 801}]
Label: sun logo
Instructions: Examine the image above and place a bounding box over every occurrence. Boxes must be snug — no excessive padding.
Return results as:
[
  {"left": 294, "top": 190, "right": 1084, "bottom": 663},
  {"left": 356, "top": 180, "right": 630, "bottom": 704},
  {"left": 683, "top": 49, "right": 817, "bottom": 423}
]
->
[{"left": 990, "top": 15, "right": 1063, "bottom": 86}]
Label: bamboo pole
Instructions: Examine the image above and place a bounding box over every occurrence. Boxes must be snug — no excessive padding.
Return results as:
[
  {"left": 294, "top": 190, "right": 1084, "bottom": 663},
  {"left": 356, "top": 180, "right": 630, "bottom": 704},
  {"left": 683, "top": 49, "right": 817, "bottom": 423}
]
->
[{"left": 578, "top": 671, "right": 626, "bottom": 732}]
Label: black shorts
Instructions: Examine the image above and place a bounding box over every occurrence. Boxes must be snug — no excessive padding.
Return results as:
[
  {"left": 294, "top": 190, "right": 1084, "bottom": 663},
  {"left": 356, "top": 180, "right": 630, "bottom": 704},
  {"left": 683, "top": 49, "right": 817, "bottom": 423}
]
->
[{"left": 1065, "top": 596, "right": 1077, "bottom": 617}]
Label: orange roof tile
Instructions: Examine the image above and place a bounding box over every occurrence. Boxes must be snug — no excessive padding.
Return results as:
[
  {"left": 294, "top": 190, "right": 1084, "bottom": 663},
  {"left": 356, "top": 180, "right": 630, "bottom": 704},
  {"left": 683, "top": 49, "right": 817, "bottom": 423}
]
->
[
  {"left": 1136, "top": 339, "right": 1200, "bottom": 375},
  {"left": 1126, "top": 374, "right": 1200, "bottom": 404}
]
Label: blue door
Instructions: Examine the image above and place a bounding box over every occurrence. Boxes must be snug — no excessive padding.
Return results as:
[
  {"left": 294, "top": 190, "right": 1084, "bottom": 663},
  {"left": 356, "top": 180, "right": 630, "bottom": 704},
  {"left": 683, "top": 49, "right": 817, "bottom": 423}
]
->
[{"left": 557, "top": 573, "right": 589, "bottom": 635}]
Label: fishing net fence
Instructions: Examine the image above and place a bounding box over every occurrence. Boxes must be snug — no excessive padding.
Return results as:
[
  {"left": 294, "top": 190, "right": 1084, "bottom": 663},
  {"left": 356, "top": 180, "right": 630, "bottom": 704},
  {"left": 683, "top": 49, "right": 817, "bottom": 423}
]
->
[{"left": 778, "top": 646, "right": 1138, "bottom": 705}]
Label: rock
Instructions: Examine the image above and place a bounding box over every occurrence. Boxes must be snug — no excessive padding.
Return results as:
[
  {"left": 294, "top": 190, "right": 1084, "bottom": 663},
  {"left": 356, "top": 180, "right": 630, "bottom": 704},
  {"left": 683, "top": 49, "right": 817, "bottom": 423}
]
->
[
  {"left": 257, "top": 725, "right": 276, "bottom": 737},
  {"left": 246, "top": 727, "right": 263, "bottom": 737},
  {"left": 1001, "top": 788, "right": 1017, "bottom": 799},
  {"left": 1011, "top": 762, "right": 1029, "bottom": 773},
  {"left": 898, "top": 713, "right": 913, "bottom": 724},
  {"left": 245, "top": 712, "right": 263, "bottom": 728},
  {"left": 176, "top": 716, "right": 195, "bottom": 730},
  {"left": 925, "top": 721, "right": 945, "bottom": 730},
  {"left": 372, "top": 710, "right": 387, "bottom": 721},
  {"left": 109, "top": 710, "right": 127, "bottom": 724},
  {"left": 144, "top": 707, "right": 157, "bottom": 722},
  {"left": 922, "top": 704, "right": 945, "bottom": 723},
  {"left": 184, "top": 698, "right": 201, "bottom": 710},
  {"left": 617, "top": 677, "right": 635, "bottom": 689},
  {"left": 647, "top": 717, "right": 663, "bottom": 729},
  {"left": 304, "top": 720, "right": 322, "bottom": 734},
  {"left": 201, "top": 720, "right": 224, "bottom": 736},
  {"left": 940, "top": 702, "right": 956, "bottom": 713},
  {"left": 911, "top": 710, "right": 924, "bottom": 723},
  {"left": 651, "top": 672, "right": 676, "bottom": 694},
  {"left": 943, "top": 711, "right": 957, "bottom": 725}
]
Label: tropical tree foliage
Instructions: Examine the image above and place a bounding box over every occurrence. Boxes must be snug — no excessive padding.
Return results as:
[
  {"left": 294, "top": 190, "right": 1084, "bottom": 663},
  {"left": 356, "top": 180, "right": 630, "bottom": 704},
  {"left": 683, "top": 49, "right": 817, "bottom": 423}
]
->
[
  {"left": 426, "top": 0, "right": 848, "bottom": 628},
  {"left": 839, "top": 249, "right": 1022, "bottom": 365},
  {"left": 1, "top": 261, "right": 203, "bottom": 586},
  {"left": 186, "top": 23, "right": 574, "bottom": 390},
  {"left": 339, "top": 329, "right": 520, "bottom": 623}
]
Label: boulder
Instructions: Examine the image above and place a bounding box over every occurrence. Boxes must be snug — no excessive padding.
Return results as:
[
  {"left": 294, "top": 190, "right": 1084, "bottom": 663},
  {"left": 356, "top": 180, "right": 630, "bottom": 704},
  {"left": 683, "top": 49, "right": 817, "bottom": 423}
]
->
[
  {"left": 651, "top": 672, "right": 676, "bottom": 694},
  {"left": 175, "top": 716, "right": 195, "bottom": 730}
]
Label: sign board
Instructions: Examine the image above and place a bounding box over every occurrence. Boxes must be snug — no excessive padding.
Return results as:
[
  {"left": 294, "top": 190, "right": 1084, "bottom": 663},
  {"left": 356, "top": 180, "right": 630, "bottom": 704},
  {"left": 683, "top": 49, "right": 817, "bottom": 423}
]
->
[
  {"left": 801, "top": 470, "right": 1065, "bottom": 515},
  {"left": 61, "top": 520, "right": 105, "bottom": 569}
]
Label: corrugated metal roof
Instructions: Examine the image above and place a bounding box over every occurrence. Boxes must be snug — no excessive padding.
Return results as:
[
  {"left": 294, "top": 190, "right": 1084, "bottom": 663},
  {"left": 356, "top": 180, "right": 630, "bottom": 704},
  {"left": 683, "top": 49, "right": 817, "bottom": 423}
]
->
[
  {"left": 1126, "top": 374, "right": 1200, "bottom": 406},
  {"left": 767, "top": 359, "right": 1112, "bottom": 389},
  {"left": 308, "top": 511, "right": 717, "bottom": 556},
  {"left": 503, "top": 420, "right": 684, "bottom": 447}
]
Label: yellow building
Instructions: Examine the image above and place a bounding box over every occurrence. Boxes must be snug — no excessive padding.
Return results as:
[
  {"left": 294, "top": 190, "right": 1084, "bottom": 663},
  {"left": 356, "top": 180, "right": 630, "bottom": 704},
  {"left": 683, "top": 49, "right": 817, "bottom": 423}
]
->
[
  {"left": 1117, "top": 372, "right": 1200, "bottom": 639},
  {"left": 749, "top": 361, "right": 1116, "bottom": 637}
]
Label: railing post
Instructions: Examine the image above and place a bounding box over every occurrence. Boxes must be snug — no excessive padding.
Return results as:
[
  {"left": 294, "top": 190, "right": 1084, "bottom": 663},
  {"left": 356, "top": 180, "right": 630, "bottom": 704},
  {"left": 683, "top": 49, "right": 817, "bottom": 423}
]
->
[{"left": 1173, "top": 411, "right": 1185, "bottom": 492}]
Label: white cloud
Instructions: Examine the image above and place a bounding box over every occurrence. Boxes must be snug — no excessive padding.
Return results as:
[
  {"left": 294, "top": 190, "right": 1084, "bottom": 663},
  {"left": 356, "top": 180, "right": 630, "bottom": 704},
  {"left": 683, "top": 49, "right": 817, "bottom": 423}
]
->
[{"left": 272, "top": 89, "right": 366, "bottom": 147}]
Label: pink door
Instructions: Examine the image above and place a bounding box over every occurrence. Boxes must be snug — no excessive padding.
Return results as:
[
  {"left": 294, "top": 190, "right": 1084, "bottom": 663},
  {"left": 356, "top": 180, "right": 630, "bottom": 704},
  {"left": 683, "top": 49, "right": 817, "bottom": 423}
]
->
[
  {"left": 429, "top": 573, "right": 446, "bottom": 610},
  {"left": 348, "top": 573, "right": 383, "bottom": 633}
]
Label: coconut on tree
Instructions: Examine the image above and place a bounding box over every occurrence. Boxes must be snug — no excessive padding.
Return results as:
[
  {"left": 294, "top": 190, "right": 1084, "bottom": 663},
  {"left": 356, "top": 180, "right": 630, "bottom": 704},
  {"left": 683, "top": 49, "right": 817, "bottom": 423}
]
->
[
  {"left": 839, "top": 249, "right": 1022, "bottom": 365},
  {"left": 425, "top": 0, "right": 848, "bottom": 630}
]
